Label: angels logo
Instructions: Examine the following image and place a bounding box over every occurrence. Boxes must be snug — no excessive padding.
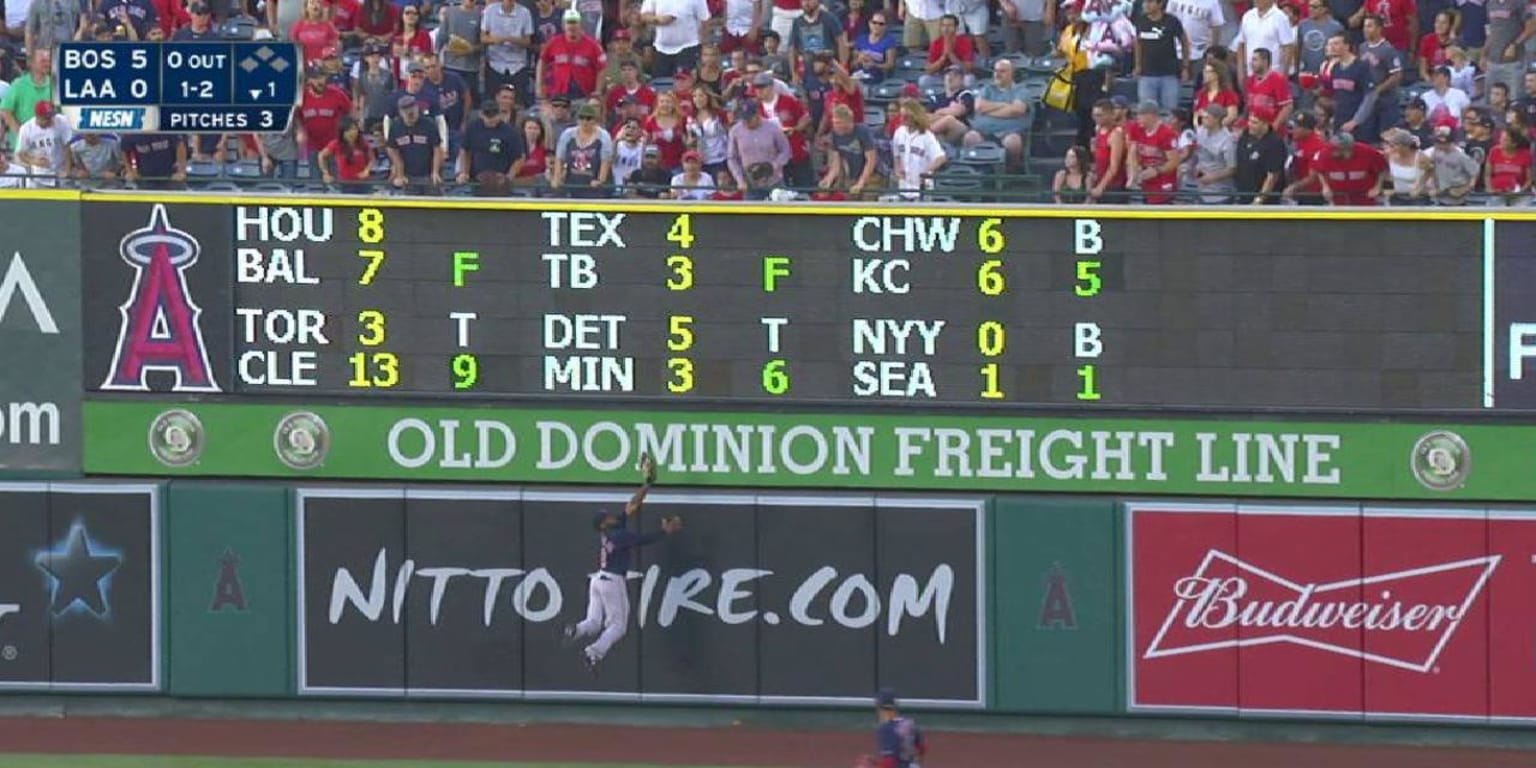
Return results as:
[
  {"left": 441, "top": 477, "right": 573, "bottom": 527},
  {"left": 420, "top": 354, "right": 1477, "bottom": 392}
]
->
[{"left": 101, "top": 205, "right": 220, "bottom": 392}]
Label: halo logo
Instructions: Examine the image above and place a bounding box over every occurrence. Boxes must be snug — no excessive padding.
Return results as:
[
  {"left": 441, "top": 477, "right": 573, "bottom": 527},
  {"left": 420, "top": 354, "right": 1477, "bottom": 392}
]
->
[{"left": 101, "top": 205, "right": 220, "bottom": 392}]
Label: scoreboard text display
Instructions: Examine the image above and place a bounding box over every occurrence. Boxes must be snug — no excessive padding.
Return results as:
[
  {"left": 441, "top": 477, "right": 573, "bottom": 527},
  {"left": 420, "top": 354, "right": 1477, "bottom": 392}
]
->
[
  {"left": 58, "top": 42, "right": 299, "bottom": 133},
  {"left": 82, "top": 199, "right": 1501, "bottom": 411}
]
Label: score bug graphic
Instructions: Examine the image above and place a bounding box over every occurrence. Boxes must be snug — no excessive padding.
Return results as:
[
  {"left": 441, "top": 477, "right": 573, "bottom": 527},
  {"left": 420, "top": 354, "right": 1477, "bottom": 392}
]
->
[{"left": 58, "top": 42, "right": 299, "bottom": 133}]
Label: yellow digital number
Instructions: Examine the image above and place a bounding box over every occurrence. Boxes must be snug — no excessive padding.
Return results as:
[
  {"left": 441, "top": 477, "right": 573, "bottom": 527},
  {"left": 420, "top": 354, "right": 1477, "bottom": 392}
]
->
[
  {"left": 667, "top": 255, "right": 694, "bottom": 290},
  {"left": 667, "top": 213, "right": 695, "bottom": 249},
  {"left": 356, "top": 310, "right": 386, "bottom": 346},
  {"left": 668, "top": 316, "right": 695, "bottom": 351},
  {"left": 357, "top": 208, "right": 385, "bottom": 244},
  {"left": 1075, "top": 261, "right": 1102, "bottom": 297},
  {"left": 761, "top": 359, "right": 790, "bottom": 395},
  {"left": 348, "top": 352, "right": 400, "bottom": 388},
  {"left": 978, "top": 218, "right": 1006, "bottom": 254},
  {"left": 357, "top": 249, "right": 385, "bottom": 285},
  {"left": 451, "top": 353, "right": 479, "bottom": 390},
  {"left": 980, "top": 363, "right": 1004, "bottom": 399},
  {"left": 977, "top": 260, "right": 1005, "bottom": 296},
  {"left": 1077, "top": 365, "right": 1101, "bottom": 401},
  {"left": 977, "top": 321, "right": 1005, "bottom": 357},
  {"left": 667, "top": 358, "right": 695, "bottom": 393}
]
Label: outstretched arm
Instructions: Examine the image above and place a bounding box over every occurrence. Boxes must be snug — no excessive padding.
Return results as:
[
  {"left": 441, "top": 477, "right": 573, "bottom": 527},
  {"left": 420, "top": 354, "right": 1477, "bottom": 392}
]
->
[{"left": 625, "top": 453, "right": 656, "bottom": 516}]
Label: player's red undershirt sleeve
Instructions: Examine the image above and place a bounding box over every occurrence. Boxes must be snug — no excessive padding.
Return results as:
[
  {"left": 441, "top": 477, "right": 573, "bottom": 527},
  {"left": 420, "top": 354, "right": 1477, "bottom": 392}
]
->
[{"left": 878, "top": 757, "right": 898, "bottom": 768}]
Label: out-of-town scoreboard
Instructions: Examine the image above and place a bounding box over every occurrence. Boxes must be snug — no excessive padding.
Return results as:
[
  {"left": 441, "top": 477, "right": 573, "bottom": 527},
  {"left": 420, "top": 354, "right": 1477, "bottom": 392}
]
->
[
  {"left": 79, "top": 200, "right": 1515, "bottom": 412},
  {"left": 58, "top": 42, "right": 299, "bottom": 133}
]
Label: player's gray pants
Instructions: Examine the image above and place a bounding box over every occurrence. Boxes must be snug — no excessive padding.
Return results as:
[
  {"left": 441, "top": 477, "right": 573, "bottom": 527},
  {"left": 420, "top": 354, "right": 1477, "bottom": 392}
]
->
[{"left": 576, "top": 572, "right": 630, "bottom": 662}]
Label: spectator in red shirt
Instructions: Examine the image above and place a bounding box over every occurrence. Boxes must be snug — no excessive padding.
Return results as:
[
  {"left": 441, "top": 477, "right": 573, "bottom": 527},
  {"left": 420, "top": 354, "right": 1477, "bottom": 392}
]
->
[
  {"left": 153, "top": 0, "right": 190, "bottom": 37},
  {"left": 1416, "top": 9, "right": 1457, "bottom": 81},
  {"left": 1282, "top": 111, "right": 1328, "bottom": 203},
  {"left": 299, "top": 63, "right": 354, "bottom": 160},
  {"left": 397, "top": 5, "right": 434, "bottom": 57},
  {"left": 354, "top": 0, "right": 399, "bottom": 45},
  {"left": 514, "top": 116, "right": 550, "bottom": 185},
  {"left": 1314, "top": 131, "right": 1387, "bottom": 204},
  {"left": 1089, "top": 97, "right": 1129, "bottom": 202},
  {"left": 921, "top": 14, "right": 976, "bottom": 87},
  {"left": 1126, "top": 100, "right": 1181, "bottom": 203},
  {"left": 319, "top": 116, "right": 374, "bottom": 192},
  {"left": 1195, "top": 59, "right": 1241, "bottom": 128},
  {"left": 291, "top": 0, "right": 341, "bottom": 64},
  {"left": 538, "top": 8, "right": 607, "bottom": 99},
  {"left": 328, "top": 0, "right": 361, "bottom": 35},
  {"left": 819, "top": 58, "right": 866, "bottom": 135},
  {"left": 1486, "top": 128, "right": 1532, "bottom": 204},
  {"left": 1367, "top": 0, "right": 1417, "bottom": 55},
  {"left": 1244, "top": 47, "right": 1293, "bottom": 129},
  {"left": 644, "top": 90, "right": 688, "bottom": 170},
  {"left": 752, "top": 70, "right": 814, "bottom": 186},
  {"left": 605, "top": 60, "right": 657, "bottom": 118}
]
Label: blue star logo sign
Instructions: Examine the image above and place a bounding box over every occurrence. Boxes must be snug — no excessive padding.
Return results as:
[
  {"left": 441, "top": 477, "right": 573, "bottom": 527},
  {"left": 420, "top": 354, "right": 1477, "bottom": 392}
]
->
[{"left": 35, "top": 522, "right": 123, "bottom": 619}]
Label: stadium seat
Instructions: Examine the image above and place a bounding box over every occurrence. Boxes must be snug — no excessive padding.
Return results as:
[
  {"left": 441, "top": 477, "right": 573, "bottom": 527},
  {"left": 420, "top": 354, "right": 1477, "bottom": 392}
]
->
[
  {"left": 896, "top": 53, "right": 928, "bottom": 82},
  {"left": 202, "top": 181, "right": 241, "bottom": 192},
  {"left": 186, "top": 160, "right": 222, "bottom": 180},
  {"left": 226, "top": 159, "right": 263, "bottom": 178},
  {"left": 959, "top": 141, "right": 1005, "bottom": 172},
  {"left": 931, "top": 164, "right": 983, "bottom": 191},
  {"left": 871, "top": 79, "right": 908, "bottom": 104},
  {"left": 649, "top": 77, "right": 676, "bottom": 93},
  {"left": 863, "top": 105, "right": 886, "bottom": 129},
  {"left": 1027, "top": 55, "right": 1067, "bottom": 75},
  {"left": 249, "top": 181, "right": 292, "bottom": 193}
]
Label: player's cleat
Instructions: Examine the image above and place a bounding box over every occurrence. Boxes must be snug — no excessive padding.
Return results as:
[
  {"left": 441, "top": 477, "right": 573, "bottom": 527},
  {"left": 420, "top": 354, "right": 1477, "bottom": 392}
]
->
[
  {"left": 562, "top": 624, "right": 579, "bottom": 646},
  {"left": 583, "top": 653, "right": 600, "bottom": 675}
]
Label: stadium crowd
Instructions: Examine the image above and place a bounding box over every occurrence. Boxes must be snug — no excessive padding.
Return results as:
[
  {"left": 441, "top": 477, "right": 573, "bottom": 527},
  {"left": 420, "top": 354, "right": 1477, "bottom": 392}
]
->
[{"left": 0, "top": 0, "right": 1530, "bottom": 202}]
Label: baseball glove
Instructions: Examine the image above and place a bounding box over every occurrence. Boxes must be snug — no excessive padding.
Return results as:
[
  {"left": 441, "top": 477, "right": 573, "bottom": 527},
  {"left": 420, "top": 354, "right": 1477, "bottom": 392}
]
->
[{"left": 639, "top": 452, "right": 658, "bottom": 484}]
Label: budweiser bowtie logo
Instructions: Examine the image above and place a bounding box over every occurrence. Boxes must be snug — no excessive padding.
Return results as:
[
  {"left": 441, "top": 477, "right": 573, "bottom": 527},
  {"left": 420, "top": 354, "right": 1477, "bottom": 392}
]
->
[{"left": 1144, "top": 550, "right": 1500, "bottom": 673}]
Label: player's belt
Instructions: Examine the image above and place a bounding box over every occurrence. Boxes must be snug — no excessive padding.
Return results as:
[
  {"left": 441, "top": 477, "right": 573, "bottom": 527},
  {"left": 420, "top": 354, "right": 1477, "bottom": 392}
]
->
[{"left": 595, "top": 572, "right": 620, "bottom": 581}]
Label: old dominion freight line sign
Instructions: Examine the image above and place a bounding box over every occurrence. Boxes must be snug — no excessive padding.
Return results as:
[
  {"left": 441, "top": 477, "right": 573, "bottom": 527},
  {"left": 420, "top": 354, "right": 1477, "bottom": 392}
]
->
[{"left": 82, "top": 401, "right": 1524, "bottom": 499}]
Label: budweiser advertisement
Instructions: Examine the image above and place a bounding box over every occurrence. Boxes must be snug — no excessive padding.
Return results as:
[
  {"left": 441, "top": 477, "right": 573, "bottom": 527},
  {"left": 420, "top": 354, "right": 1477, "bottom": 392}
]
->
[{"left": 1127, "top": 503, "right": 1536, "bottom": 721}]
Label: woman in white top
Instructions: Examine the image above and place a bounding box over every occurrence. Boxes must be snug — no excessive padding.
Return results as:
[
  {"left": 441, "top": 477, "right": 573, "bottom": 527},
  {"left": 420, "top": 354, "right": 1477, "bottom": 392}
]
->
[
  {"left": 686, "top": 88, "right": 731, "bottom": 176},
  {"left": 890, "top": 100, "right": 947, "bottom": 199},
  {"left": 1382, "top": 128, "right": 1432, "bottom": 204}
]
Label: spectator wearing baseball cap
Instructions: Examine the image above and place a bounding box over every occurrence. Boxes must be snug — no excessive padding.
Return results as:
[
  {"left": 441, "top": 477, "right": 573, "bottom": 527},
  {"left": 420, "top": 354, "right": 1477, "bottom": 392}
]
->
[
  {"left": 727, "top": 96, "right": 791, "bottom": 199},
  {"left": 1233, "top": 106, "right": 1286, "bottom": 204},
  {"left": 357, "top": 43, "right": 399, "bottom": 131},
  {"left": 171, "top": 2, "right": 219, "bottom": 39},
  {"left": 1397, "top": 97, "right": 1434, "bottom": 151},
  {"left": 626, "top": 143, "right": 673, "bottom": 197},
  {"left": 1192, "top": 103, "right": 1237, "bottom": 203},
  {"left": 751, "top": 70, "right": 814, "bottom": 187},
  {"left": 605, "top": 60, "right": 658, "bottom": 123},
  {"left": 1426, "top": 123, "right": 1480, "bottom": 206},
  {"left": 386, "top": 93, "right": 445, "bottom": 195},
  {"left": 1313, "top": 132, "right": 1388, "bottom": 205},
  {"left": 928, "top": 65, "right": 976, "bottom": 145},
  {"left": 537, "top": 8, "right": 607, "bottom": 101},
  {"left": 459, "top": 100, "right": 526, "bottom": 194},
  {"left": 599, "top": 30, "right": 646, "bottom": 95},
  {"left": 666, "top": 150, "right": 714, "bottom": 199},
  {"left": 13, "top": 101, "right": 69, "bottom": 187},
  {"left": 1421, "top": 66, "right": 1471, "bottom": 128},
  {"left": 1281, "top": 111, "right": 1327, "bottom": 205},
  {"left": 1125, "top": 100, "right": 1179, "bottom": 204},
  {"left": 551, "top": 102, "right": 615, "bottom": 196}
]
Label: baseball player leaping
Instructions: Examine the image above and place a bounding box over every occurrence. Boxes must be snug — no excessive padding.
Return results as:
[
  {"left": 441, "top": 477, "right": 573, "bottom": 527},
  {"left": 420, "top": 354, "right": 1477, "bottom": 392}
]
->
[{"left": 564, "top": 453, "right": 683, "bottom": 672}]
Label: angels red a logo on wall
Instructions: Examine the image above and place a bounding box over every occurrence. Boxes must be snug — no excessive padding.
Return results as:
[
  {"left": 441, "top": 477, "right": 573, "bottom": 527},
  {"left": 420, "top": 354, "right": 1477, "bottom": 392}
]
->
[
  {"left": 101, "top": 205, "right": 219, "bottom": 392},
  {"left": 1128, "top": 503, "right": 1536, "bottom": 721}
]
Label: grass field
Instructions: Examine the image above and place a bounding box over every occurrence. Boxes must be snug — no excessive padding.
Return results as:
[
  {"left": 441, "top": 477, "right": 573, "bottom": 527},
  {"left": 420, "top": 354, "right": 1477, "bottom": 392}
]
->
[{"left": 0, "top": 759, "right": 762, "bottom": 768}]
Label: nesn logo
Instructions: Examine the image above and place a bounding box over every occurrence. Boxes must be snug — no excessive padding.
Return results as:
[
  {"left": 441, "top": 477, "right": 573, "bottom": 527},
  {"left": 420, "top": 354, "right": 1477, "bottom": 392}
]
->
[{"left": 79, "top": 108, "right": 146, "bottom": 130}]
